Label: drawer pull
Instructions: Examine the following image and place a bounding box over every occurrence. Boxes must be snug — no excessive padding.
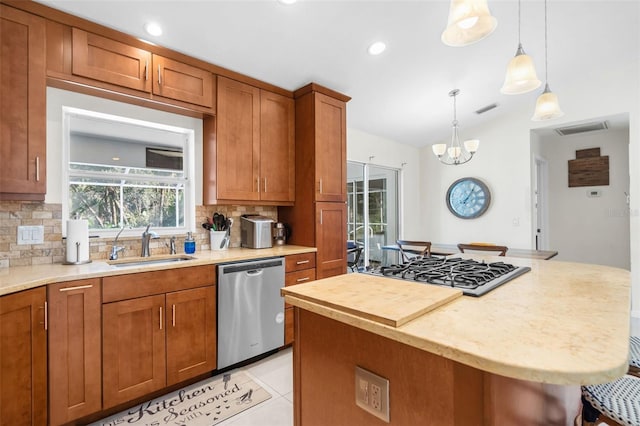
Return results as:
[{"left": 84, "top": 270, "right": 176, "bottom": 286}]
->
[
  {"left": 172, "top": 304, "right": 176, "bottom": 327},
  {"left": 159, "top": 306, "right": 163, "bottom": 330},
  {"left": 59, "top": 284, "right": 93, "bottom": 292},
  {"left": 296, "top": 260, "right": 310, "bottom": 265},
  {"left": 296, "top": 277, "right": 310, "bottom": 283},
  {"left": 158, "top": 65, "right": 162, "bottom": 85}
]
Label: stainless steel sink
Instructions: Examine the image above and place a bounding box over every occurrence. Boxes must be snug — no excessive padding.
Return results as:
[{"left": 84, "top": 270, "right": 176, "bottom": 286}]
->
[{"left": 108, "top": 255, "right": 196, "bottom": 268}]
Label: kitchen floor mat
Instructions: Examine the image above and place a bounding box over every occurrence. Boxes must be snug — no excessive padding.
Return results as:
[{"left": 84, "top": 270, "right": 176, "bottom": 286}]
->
[{"left": 91, "top": 371, "right": 271, "bottom": 426}]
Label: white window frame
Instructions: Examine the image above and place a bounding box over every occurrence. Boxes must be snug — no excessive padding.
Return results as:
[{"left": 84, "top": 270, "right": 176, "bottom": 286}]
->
[{"left": 61, "top": 107, "right": 196, "bottom": 239}]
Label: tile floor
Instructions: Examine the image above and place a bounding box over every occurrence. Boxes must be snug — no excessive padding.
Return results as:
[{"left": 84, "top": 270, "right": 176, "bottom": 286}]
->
[{"left": 216, "top": 347, "right": 293, "bottom": 426}]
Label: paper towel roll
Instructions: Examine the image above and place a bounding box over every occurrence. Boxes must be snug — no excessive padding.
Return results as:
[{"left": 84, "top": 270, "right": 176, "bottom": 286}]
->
[{"left": 66, "top": 219, "right": 90, "bottom": 263}]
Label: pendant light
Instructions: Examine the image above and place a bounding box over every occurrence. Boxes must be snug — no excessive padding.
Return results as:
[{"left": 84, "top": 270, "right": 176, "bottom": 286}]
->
[
  {"left": 500, "top": 0, "right": 541, "bottom": 94},
  {"left": 441, "top": 0, "right": 498, "bottom": 47},
  {"left": 532, "top": 0, "right": 564, "bottom": 121},
  {"left": 432, "top": 89, "right": 479, "bottom": 166}
]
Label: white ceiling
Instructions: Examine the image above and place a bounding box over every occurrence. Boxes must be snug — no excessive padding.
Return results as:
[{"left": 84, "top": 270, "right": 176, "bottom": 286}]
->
[{"left": 38, "top": 0, "right": 639, "bottom": 147}]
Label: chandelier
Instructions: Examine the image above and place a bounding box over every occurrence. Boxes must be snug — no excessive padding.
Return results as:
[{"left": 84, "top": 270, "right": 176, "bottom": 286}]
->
[{"left": 432, "top": 89, "right": 479, "bottom": 166}]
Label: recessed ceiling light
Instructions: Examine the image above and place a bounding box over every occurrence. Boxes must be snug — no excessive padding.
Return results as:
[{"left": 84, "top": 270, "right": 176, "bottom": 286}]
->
[
  {"left": 112, "top": 156, "right": 120, "bottom": 161},
  {"left": 367, "top": 41, "right": 386, "bottom": 56},
  {"left": 144, "top": 22, "right": 162, "bottom": 37},
  {"left": 277, "top": 0, "right": 297, "bottom": 4}
]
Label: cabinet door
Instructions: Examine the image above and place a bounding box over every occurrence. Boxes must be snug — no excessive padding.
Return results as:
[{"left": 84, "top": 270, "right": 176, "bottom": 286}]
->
[
  {"left": 48, "top": 279, "right": 101, "bottom": 426},
  {"left": 0, "top": 287, "right": 47, "bottom": 426},
  {"left": 260, "top": 90, "right": 295, "bottom": 202},
  {"left": 166, "top": 286, "right": 216, "bottom": 386},
  {"left": 314, "top": 92, "right": 347, "bottom": 202},
  {"left": 103, "top": 295, "right": 166, "bottom": 409},
  {"left": 216, "top": 76, "right": 260, "bottom": 201},
  {"left": 72, "top": 28, "right": 151, "bottom": 92},
  {"left": 0, "top": 5, "right": 46, "bottom": 198},
  {"left": 316, "top": 202, "right": 347, "bottom": 279},
  {"left": 152, "top": 54, "right": 214, "bottom": 108}
]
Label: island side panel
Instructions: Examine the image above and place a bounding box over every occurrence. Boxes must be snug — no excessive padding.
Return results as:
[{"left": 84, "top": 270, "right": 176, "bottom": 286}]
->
[{"left": 294, "top": 309, "right": 484, "bottom": 425}]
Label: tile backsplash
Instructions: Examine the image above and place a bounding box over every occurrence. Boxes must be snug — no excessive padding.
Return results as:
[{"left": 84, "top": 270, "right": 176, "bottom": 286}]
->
[{"left": 0, "top": 201, "right": 277, "bottom": 268}]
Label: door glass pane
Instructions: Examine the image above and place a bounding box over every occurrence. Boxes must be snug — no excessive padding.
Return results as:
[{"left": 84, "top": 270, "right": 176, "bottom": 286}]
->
[
  {"left": 367, "top": 166, "right": 399, "bottom": 268},
  {"left": 347, "top": 163, "right": 365, "bottom": 271}
]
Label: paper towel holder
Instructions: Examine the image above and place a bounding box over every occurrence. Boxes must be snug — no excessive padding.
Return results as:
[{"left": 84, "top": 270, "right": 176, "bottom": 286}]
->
[{"left": 62, "top": 241, "right": 92, "bottom": 265}]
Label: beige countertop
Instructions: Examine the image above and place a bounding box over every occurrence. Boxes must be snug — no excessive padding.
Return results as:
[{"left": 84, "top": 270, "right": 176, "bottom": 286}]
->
[
  {"left": 0, "top": 245, "right": 316, "bottom": 297},
  {"left": 282, "top": 255, "right": 631, "bottom": 386}
]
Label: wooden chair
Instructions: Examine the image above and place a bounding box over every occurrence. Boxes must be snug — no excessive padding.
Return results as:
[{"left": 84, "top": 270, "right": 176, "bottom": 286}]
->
[
  {"left": 457, "top": 243, "right": 508, "bottom": 257},
  {"left": 396, "top": 240, "right": 431, "bottom": 262}
]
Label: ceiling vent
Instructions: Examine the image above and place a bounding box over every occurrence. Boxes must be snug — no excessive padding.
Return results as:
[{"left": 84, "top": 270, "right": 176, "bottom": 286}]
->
[
  {"left": 554, "top": 121, "right": 609, "bottom": 136},
  {"left": 475, "top": 103, "right": 498, "bottom": 114}
]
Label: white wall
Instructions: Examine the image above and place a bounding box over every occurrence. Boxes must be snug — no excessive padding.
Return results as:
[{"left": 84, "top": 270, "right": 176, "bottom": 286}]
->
[
  {"left": 346, "top": 128, "right": 421, "bottom": 240},
  {"left": 46, "top": 87, "right": 203, "bottom": 204},
  {"left": 540, "top": 128, "right": 630, "bottom": 270},
  {"left": 420, "top": 59, "right": 640, "bottom": 314}
]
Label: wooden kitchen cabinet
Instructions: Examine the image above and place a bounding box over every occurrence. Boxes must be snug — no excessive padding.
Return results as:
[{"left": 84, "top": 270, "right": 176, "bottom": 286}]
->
[
  {"left": 48, "top": 279, "right": 102, "bottom": 426},
  {"left": 71, "top": 28, "right": 214, "bottom": 108},
  {"left": 165, "top": 286, "right": 216, "bottom": 386},
  {"left": 102, "top": 265, "right": 216, "bottom": 408},
  {"left": 284, "top": 253, "right": 316, "bottom": 345},
  {"left": 0, "top": 5, "right": 46, "bottom": 200},
  {"left": 206, "top": 76, "right": 294, "bottom": 204},
  {"left": 0, "top": 287, "right": 47, "bottom": 426},
  {"left": 279, "top": 83, "right": 350, "bottom": 279},
  {"left": 102, "top": 294, "right": 166, "bottom": 409}
]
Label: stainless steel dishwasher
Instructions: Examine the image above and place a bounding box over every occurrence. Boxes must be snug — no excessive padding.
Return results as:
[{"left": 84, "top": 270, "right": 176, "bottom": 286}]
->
[{"left": 217, "top": 257, "right": 285, "bottom": 369}]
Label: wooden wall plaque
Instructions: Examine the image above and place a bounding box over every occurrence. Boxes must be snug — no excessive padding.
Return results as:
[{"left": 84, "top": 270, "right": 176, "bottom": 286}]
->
[{"left": 568, "top": 148, "right": 609, "bottom": 187}]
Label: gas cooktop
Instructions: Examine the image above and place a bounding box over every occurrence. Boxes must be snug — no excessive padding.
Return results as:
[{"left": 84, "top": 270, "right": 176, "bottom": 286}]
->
[{"left": 367, "top": 256, "right": 531, "bottom": 297}]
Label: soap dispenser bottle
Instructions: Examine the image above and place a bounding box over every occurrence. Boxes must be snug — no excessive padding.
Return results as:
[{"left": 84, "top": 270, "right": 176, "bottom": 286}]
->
[{"left": 184, "top": 232, "right": 196, "bottom": 254}]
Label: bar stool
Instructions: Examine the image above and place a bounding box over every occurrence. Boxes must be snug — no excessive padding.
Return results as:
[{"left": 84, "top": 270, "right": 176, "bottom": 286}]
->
[
  {"left": 457, "top": 243, "right": 508, "bottom": 256},
  {"left": 396, "top": 240, "right": 431, "bottom": 262},
  {"left": 580, "top": 374, "right": 640, "bottom": 425}
]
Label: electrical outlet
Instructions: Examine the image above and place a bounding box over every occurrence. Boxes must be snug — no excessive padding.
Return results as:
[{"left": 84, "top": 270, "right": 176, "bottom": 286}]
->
[{"left": 355, "top": 366, "right": 390, "bottom": 422}]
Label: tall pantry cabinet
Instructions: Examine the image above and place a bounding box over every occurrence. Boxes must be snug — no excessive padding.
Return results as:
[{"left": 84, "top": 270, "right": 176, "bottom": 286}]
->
[{"left": 279, "top": 84, "right": 350, "bottom": 279}]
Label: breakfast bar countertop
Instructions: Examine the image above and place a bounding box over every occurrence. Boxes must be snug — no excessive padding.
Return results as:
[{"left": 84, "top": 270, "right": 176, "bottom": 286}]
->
[
  {"left": 0, "top": 245, "right": 316, "bottom": 297},
  {"left": 282, "top": 255, "right": 631, "bottom": 386}
]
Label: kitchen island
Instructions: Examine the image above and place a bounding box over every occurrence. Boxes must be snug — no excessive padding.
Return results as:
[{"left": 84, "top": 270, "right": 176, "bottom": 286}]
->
[{"left": 281, "top": 255, "right": 630, "bottom": 425}]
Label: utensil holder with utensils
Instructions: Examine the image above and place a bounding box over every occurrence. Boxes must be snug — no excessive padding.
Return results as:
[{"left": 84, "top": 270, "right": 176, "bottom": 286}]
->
[{"left": 210, "top": 230, "right": 228, "bottom": 251}]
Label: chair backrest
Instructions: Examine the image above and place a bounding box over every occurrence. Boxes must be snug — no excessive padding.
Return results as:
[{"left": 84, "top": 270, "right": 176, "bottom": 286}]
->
[
  {"left": 396, "top": 240, "right": 431, "bottom": 262},
  {"left": 457, "top": 243, "right": 508, "bottom": 256},
  {"left": 347, "top": 243, "right": 363, "bottom": 271}
]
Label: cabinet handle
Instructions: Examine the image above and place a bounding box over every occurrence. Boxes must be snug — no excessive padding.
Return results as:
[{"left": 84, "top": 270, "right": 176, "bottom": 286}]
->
[
  {"left": 296, "top": 277, "right": 310, "bottom": 283},
  {"left": 320, "top": 210, "right": 323, "bottom": 225},
  {"left": 172, "top": 304, "right": 176, "bottom": 327},
  {"left": 40, "top": 302, "right": 48, "bottom": 331},
  {"left": 59, "top": 284, "right": 93, "bottom": 292},
  {"left": 263, "top": 177, "right": 267, "bottom": 193},
  {"left": 159, "top": 306, "right": 163, "bottom": 330},
  {"left": 256, "top": 177, "right": 260, "bottom": 193},
  {"left": 158, "top": 65, "right": 162, "bottom": 85},
  {"left": 319, "top": 179, "right": 323, "bottom": 194},
  {"left": 296, "top": 260, "right": 310, "bottom": 265},
  {"left": 35, "top": 157, "right": 40, "bottom": 182},
  {"left": 144, "top": 60, "right": 149, "bottom": 81}
]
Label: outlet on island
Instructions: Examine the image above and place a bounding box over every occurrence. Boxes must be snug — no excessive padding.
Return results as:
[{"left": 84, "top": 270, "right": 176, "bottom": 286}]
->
[{"left": 355, "top": 366, "right": 390, "bottom": 422}]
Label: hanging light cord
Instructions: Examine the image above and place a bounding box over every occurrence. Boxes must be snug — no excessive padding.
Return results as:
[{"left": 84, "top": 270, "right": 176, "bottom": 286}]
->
[
  {"left": 518, "top": 0, "right": 522, "bottom": 45},
  {"left": 544, "top": 0, "right": 548, "bottom": 83}
]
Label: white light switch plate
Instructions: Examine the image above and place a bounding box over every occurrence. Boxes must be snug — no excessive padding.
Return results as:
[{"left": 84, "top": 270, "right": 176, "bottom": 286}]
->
[{"left": 17, "top": 225, "right": 45, "bottom": 245}]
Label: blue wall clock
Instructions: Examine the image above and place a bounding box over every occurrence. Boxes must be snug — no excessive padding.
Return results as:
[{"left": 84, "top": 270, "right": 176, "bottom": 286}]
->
[{"left": 446, "top": 177, "right": 491, "bottom": 219}]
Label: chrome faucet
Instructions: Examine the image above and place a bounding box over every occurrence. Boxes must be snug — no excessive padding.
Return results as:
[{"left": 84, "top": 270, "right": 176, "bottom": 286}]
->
[
  {"left": 109, "top": 226, "right": 126, "bottom": 260},
  {"left": 141, "top": 224, "right": 159, "bottom": 257},
  {"left": 168, "top": 236, "right": 176, "bottom": 255}
]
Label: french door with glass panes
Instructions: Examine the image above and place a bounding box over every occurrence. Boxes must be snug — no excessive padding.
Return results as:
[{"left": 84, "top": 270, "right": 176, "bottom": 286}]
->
[{"left": 347, "top": 162, "right": 399, "bottom": 270}]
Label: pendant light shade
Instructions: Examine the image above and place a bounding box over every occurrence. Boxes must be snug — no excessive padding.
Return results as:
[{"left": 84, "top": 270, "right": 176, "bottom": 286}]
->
[
  {"left": 501, "top": 45, "right": 541, "bottom": 94},
  {"left": 532, "top": 83, "right": 564, "bottom": 121},
  {"left": 501, "top": 0, "right": 540, "bottom": 94},
  {"left": 441, "top": 0, "right": 498, "bottom": 47},
  {"left": 531, "top": 0, "right": 564, "bottom": 121}
]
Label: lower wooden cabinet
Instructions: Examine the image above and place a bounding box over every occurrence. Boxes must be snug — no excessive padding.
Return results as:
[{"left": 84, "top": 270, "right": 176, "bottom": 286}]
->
[
  {"left": 284, "top": 253, "right": 316, "bottom": 345},
  {"left": 102, "top": 266, "right": 216, "bottom": 409},
  {"left": 316, "top": 202, "right": 347, "bottom": 279},
  {"left": 0, "top": 287, "right": 47, "bottom": 426},
  {"left": 48, "top": 279, "right": 102, "bottom": 426}
]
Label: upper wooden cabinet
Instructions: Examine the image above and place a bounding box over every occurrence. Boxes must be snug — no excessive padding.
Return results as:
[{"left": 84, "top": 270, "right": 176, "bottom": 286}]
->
[
  {"left": 71, "top": 28, "right": 214, "bottom": 109},
  {"left": 0, "top": 5, "right": 46, "bottom": 200},
  {"left": 205, "top": 76, "right": 294, "bottom": 204},
  {"left": 0, "top": 287, "right": 47, "bottom": 426},
  {"left": 48, "top": 279, "right": 102, "bottom": 426}
]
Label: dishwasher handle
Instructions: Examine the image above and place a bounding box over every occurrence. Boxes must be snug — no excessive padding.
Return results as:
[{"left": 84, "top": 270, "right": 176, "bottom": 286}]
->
[
  {"left": 220, "top": 258, "right": 283, "bottom": 275},
  {"left": 246, "top": 269, "right": 264, "bottom": 276}
]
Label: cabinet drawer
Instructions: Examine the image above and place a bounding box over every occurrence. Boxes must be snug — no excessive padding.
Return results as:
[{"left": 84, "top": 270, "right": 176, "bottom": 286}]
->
[
  {"left": 103, "top": 265, "right": 215, "bottom": 303},
  {"left": 285, "top": 253, "right": 316, "bottom": 272},
  {"left": 285, "top": 269, "right": 315, "bottom": 287}
]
